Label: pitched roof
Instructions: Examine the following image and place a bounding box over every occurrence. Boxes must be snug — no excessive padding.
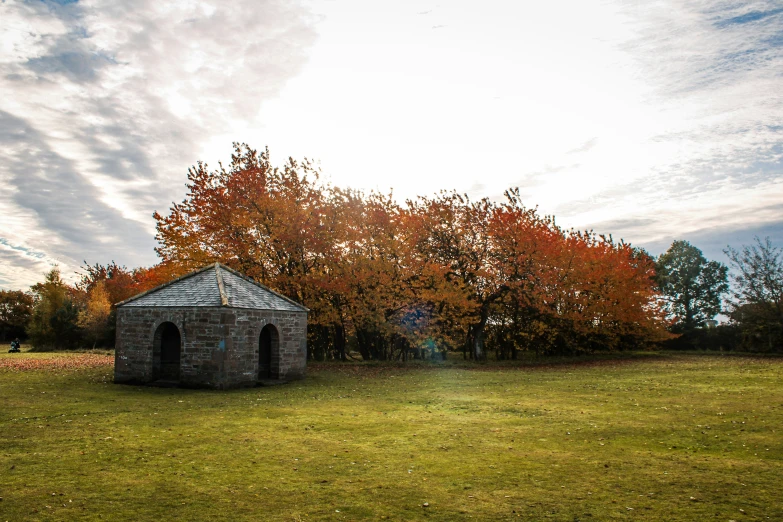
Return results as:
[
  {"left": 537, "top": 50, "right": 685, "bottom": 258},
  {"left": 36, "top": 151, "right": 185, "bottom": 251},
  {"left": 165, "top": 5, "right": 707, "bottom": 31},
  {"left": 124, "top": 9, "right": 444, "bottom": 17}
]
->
[{"left": 116, "top": 263, "right": 308, "bottom": 312}]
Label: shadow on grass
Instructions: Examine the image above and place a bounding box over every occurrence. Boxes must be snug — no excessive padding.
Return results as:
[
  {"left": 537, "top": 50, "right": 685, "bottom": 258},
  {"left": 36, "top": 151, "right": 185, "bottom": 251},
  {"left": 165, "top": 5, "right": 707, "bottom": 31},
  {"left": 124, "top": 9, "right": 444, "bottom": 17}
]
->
[{"left": 309, "top": 350, "right": 783, "bottom": 375}]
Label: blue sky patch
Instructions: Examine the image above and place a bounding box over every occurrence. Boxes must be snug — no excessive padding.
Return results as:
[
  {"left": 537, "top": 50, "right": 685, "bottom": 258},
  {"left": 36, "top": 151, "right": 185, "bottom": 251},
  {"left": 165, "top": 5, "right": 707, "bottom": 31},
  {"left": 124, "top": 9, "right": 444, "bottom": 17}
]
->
[
  {"left": 0, "top": 237, "right": 46, "bottom": 259},
  {"left": 767, "top": 31, "right": 783, "bottom": 48},
  {"left": 716, "top": 8, "right": 783, "bottom": 28},
  {"left": 25, "top": 51, "right": 115, "bottom": 82}
]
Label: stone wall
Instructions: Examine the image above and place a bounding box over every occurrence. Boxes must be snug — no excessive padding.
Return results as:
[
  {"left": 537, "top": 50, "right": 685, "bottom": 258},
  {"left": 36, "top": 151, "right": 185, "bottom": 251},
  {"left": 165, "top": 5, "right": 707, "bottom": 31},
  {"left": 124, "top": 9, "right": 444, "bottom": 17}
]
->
[{"left": 115, "top": 306, "right": 307, "bottom": 389}]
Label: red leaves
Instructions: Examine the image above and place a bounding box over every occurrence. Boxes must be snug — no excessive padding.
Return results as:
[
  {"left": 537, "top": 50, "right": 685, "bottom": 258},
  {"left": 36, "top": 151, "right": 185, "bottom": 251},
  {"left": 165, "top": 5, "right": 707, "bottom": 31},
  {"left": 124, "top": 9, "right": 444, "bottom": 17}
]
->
[{"left": 0, "top": 354, "right": 113, "bottom": 372}]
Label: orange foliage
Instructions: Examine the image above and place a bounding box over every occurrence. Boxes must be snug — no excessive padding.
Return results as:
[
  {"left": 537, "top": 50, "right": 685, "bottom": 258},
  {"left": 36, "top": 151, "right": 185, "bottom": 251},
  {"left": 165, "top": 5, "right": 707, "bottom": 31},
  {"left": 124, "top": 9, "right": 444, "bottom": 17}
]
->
[
  {"left": 148, "top": 144, "right": 670, "bottom": 359},
  {"left": 0, "top": 353, "right": 113, "bottom": 372}
]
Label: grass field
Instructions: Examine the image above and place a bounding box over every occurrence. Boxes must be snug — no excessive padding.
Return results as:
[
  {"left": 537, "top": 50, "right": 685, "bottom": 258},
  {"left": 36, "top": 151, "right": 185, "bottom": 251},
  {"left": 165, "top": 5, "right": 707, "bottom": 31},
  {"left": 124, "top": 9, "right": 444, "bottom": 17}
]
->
[{"left": 1, "top": 351, "right": 781, "bottom": 521}]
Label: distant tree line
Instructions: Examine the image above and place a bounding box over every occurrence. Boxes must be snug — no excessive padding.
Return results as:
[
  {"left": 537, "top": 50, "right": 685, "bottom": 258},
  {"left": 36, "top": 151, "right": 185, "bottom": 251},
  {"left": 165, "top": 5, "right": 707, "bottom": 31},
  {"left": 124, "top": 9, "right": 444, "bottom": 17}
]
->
[
  {"left": 654, "top": 238, "right": 782, "bottom": 352},
  {"left": 4, "top": 144, "right": 781, "bottom": 355},
  {"left": 1, "top": 262, "right": 174, "bottom": 350}
]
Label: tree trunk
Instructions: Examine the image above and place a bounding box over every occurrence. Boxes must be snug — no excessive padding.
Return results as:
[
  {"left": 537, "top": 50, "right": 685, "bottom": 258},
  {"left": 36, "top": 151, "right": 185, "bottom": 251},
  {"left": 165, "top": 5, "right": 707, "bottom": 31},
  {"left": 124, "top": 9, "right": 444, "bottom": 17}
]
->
[
  {"left": 356, "top": 329, "right": 371, "bottom": 360},
  {"left": 471, "top": 304, "right": 490, "bottom": 361},
  {"left": 333, "top": 324, "right": 346, "bottom": 361},
  {"left": 472, "top": 324, "right": 485, "bottom": 361}
]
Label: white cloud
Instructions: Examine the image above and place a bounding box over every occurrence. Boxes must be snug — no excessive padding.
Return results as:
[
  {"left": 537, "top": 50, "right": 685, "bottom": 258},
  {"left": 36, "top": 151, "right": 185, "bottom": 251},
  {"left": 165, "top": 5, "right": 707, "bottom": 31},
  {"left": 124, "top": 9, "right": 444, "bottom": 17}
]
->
[
  {"left": 0, "top": 0, "right": 780, "bottom": 288},
  {"left": 0, "top": 0, "right": 317, "bottom": 288}
]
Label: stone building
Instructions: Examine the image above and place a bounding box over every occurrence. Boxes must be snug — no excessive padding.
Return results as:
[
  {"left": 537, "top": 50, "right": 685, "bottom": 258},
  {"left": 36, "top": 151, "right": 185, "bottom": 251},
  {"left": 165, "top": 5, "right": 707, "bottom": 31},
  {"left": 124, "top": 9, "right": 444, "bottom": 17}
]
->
[{"left": 114, "top": 263, "right": 308, "bottom": 389}]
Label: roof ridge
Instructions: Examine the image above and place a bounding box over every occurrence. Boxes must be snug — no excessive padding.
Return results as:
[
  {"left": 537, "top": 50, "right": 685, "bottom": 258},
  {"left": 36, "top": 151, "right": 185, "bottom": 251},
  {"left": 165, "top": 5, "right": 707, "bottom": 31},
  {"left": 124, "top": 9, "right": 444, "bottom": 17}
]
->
[
  {"left": 215, "top": 263, "right": 229, "bottom": 306},
  {"left": 115, "top": 263, "right": 218, "bottom": 307}
]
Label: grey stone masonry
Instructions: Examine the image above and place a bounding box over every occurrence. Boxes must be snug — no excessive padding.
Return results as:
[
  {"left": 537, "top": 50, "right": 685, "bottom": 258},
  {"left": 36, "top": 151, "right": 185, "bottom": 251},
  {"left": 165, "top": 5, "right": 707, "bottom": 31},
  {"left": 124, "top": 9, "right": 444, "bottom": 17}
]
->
[{"left": 114, "top": 264, "right": 307, "bottom": 389}]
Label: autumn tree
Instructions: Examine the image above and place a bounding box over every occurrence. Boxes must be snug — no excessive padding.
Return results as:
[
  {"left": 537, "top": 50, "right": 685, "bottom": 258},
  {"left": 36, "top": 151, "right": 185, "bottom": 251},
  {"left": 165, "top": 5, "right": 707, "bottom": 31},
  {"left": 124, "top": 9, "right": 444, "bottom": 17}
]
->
[
  {"left": 485, "top": 190, "right": 669, "bottom": 356},
  {"left": 131, "top": 262, "right": 183, "bottom": 295},
  {"left": 336, "top": 191, "right": 408, "bottom": 360},
  {"left": 656, "top": 240, "right": 728, "bottom": 332},
  {"left": 28, "top": 267, "right": 83, "bottom": 350},
  {"left": 154, "top": 143, "right": 351, "bottom": 359},
  {"left": 406, "top": 192, "right": 499, "bottom": 360},
  {"left": 77, "top": 280, "right": 112, "bottom": 348},
  {"left": 484, "top": 190, "right": 563, "bottom": 357},
  {"left": 154, "top": 144, "right": 328, "bottom": 290},
  {"left": 79, "top": 261, "right": 139, "bottom": 306},
  {"left": 0, "top": 290, "right": 34, "bottom": 342},
  {"left": 550, "top": 234, "right": 670, "bottom": 353},
  {"left": 76, "top": 261, "right": 157, "bottom": 347}
]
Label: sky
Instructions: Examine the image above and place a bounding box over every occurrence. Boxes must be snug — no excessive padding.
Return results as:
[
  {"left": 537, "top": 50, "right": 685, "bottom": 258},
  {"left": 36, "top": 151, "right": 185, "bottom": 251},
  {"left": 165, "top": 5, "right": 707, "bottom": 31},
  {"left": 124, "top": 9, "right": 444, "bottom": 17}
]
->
[{"left": 1, "top": 0, "right": 781, "bottom": 289}]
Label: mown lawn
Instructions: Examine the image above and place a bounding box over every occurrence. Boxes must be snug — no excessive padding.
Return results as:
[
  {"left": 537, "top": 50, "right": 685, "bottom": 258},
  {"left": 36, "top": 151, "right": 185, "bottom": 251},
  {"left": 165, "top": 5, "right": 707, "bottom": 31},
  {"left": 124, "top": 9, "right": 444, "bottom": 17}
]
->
[{"left": 1, "top": 352, "right": 781, "bottom": 521}]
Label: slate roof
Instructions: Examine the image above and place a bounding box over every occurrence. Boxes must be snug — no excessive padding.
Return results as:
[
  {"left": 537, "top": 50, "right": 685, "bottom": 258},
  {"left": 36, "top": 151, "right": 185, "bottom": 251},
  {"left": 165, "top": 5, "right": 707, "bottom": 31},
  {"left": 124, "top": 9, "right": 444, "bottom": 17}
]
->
[{"left": 116, "top": 263, "right": 308, "bottom": 312}]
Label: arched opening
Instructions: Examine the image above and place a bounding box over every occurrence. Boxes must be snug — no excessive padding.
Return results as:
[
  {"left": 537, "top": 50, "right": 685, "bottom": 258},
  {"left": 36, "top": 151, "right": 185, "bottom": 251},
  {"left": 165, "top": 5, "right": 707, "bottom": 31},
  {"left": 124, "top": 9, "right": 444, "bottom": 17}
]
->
[
  {"left": 259, "top": 324, "right": 279, "bottom": 380},
  {"left": 153, "top": 322, "right": 181, "bottom": 381}
]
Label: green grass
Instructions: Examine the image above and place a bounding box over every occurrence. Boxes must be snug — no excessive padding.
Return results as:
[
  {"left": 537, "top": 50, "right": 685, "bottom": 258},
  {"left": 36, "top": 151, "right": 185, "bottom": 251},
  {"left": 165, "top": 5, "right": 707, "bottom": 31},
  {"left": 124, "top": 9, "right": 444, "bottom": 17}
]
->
[{"left": 1, "top": 352, "right": 782, "bottom": 521}]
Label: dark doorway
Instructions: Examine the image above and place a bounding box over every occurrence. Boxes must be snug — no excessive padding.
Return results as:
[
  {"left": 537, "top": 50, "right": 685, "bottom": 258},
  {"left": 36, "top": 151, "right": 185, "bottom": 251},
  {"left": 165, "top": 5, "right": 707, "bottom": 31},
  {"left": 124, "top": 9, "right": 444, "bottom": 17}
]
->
[
  {"left": 259, "top": 324, "right": 279, "bottom": 380},
  {"left": 153, "top": 322, "right": 181, "bottom": 381}
]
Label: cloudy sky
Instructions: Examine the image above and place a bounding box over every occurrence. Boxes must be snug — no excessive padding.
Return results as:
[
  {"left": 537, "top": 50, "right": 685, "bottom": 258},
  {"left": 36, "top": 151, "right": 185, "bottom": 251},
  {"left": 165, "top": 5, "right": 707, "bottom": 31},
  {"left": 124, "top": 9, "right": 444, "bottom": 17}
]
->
[{"left": 1, "top": 0, "right": 781, "bottom": 289}]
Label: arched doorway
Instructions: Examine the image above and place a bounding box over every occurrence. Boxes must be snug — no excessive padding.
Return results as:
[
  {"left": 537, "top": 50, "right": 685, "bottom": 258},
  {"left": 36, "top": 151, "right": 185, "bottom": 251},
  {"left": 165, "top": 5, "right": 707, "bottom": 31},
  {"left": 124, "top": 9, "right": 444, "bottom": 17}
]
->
[
  {"left": 259, "top": 324, "right": 279, "bottom": 379},
  {"left": 153, "top": 322, "right": 181, "bottom": 381}
]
